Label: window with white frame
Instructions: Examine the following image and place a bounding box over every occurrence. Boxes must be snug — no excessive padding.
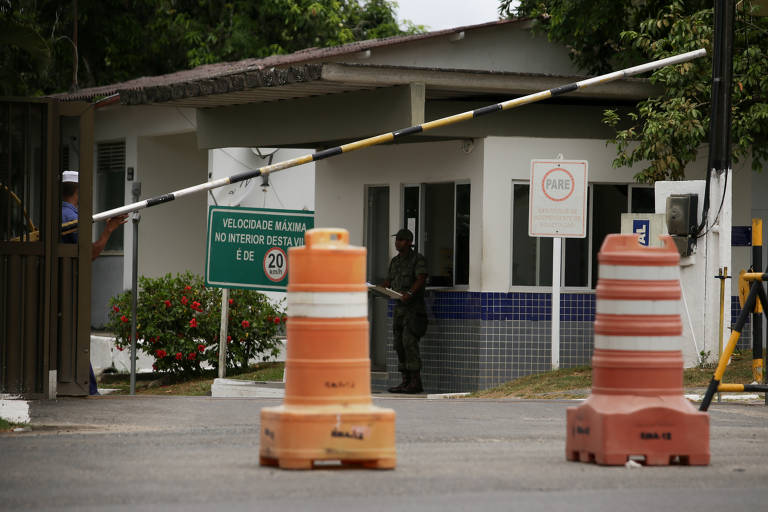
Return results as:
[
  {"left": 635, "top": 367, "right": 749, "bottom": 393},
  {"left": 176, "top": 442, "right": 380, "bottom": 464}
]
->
[
  {"left": 511, "top": 182, "right": 654, "bottom": 288},
  {"left": 403, "top": 182, "right": 470, "bottom": 287}
]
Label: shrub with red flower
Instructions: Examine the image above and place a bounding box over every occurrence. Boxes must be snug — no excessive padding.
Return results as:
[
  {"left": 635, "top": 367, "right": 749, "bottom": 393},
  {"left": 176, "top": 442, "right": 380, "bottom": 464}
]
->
[
  {"left": 187, "top": 352, "right": 196, "bottom": 360},
  {"left": 175, "top": 352, "right": 183, "bottom": 360},
  {"left": 108, "top": 271, "right": 284, "bottom": 376},
  {"left": 273, "top": 316, "right": 281, "bottom": 325}
]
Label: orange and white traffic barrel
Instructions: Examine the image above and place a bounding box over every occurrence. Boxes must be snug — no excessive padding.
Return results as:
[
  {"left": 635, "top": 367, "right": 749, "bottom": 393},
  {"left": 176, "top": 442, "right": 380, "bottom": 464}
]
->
[
  {"left": 259, "top": 228, "right": 396, "bottom": 470},
  {"left": 566, "top": 234, "right": 709, "bottom": 466}
]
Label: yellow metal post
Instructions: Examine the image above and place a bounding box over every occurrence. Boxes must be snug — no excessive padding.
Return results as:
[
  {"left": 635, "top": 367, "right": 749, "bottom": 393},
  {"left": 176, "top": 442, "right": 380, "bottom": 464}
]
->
[
  {"left": 752, "top": 219, "right": 764, "bottom": 385},
  {"left": 717, "top": 267, "right": 727, "bottom": 403},
  {"left": 719, "top": 267, "right": 726, "bottom": 359}
]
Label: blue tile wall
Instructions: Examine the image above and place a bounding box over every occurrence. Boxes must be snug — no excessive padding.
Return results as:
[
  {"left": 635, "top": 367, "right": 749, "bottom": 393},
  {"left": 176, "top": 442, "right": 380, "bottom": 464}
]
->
[
  {"left": 385, "top": 290, "right": 596, "bottom": 393},
  {"left": 384, "top": 292, "right": 758, "bottom": 394}
]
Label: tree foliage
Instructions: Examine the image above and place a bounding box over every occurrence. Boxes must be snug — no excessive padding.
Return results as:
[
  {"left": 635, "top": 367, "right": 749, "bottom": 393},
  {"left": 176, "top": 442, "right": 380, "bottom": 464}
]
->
[
  {"left": 1, "top": 0, "right": 422, "bottom": 96},
  {"left": 502, "top": 0, "right": 768, "bottom": 182}
]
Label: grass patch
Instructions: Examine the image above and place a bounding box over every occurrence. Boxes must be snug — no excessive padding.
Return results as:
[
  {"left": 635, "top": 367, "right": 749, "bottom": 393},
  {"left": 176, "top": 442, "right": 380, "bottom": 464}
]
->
[
  {"left": 683, "top": 349, "right": 756, "bottom": 387},
  {"left": 228, "top": 364, "right": 285, "bottom": 382},
  {"left": 472, "top": 366, "right": 592, "bottom": 399},
  {"left": 0, "top": 418, "right": 24, "bottom": 432},
  {"left": 472, "top": 350, "right": 761, "bottom": 399},
  {"left": 103, "top": 362, "right": 284, "bottom": 396}
]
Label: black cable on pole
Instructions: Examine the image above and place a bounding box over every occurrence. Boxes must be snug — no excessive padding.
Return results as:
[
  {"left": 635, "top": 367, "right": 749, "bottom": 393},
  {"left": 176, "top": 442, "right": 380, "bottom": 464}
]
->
[{"left": 697, "top": 0, "right": 736, "bottom": 238}]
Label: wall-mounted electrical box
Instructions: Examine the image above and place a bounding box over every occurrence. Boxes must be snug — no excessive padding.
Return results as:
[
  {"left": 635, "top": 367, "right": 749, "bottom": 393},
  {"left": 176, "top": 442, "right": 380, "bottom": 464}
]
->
[{"left": 665, "top": 193, "right": 698, "bottom": 256}]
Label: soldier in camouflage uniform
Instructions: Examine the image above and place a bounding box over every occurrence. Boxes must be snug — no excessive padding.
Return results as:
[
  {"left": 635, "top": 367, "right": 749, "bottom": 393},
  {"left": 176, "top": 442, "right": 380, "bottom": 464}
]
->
[{"left": 383, "top": 228, "right": 428, "bottom": 394}]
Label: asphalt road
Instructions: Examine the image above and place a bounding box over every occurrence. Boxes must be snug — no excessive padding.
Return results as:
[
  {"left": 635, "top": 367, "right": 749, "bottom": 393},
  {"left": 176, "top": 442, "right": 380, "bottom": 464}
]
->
[{"left": 1, "top": 396, "right": 767, "bottom": 511}]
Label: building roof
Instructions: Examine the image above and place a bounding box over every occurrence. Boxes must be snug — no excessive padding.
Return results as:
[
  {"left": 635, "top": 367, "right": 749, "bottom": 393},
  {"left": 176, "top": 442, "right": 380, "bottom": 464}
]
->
[{"left": 52, "top": 18, "right": 658, "bottom": 108}]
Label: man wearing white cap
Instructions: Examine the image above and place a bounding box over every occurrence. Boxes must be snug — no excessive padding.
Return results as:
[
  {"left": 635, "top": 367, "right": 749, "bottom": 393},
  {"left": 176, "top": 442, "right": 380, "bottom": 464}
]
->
[
  {"left": 61, "top": 170, "right": 128, "bottom": 259},
  {"left": 61, "top": 170, "right": 128, "bottom": 394},
  {"left": 61, "top": 171, "right": 80, "bottom": 244}
]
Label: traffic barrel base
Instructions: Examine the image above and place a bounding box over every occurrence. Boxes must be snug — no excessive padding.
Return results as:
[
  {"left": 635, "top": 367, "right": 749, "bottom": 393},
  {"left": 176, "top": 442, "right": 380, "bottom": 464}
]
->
[
  {"left": 260, "top": 404, "right": 396, "bottom": 469},
  {"left": 566, "top": 394, "right": 710, "bottom": 466},
  {"left": 565, "top": 234, "right": 709, "bottom": 466},
  {"left": 258, "top": 228, "right": 396, "bottom": 470}
]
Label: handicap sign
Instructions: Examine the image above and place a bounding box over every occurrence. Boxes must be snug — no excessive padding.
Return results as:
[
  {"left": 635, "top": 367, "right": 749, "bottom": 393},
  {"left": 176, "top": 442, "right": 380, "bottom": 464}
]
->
[{"left": 633, "top": 219, "right": 650, "bottom": 246}]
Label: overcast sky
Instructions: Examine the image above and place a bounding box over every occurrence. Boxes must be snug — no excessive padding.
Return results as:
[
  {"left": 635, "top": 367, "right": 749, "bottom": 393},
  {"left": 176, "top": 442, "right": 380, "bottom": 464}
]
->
[{"left": 395, "top": 0, "right": 504, "bottom": 31}]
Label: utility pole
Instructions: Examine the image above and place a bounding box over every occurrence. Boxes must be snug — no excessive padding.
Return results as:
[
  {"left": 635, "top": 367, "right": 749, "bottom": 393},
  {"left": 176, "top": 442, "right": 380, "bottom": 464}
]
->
[
  {"left": 708, "top": 0, "right": 735, "bottom": 174},
  {"left": 707, "top": 0, "right": 735, "bottom": 366}
]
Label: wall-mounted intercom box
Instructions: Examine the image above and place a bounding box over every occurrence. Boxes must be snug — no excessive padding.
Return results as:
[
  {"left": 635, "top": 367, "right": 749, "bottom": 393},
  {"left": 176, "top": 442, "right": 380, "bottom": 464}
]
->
[{"left": 665, "top": 193, "right": 698, "bottom": 256}]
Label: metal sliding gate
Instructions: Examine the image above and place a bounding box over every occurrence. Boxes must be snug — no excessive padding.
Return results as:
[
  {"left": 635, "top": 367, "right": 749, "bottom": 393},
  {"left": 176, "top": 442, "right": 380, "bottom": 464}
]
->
[{"left": 0, "top": 98, "right": 93, "bottom": 398}]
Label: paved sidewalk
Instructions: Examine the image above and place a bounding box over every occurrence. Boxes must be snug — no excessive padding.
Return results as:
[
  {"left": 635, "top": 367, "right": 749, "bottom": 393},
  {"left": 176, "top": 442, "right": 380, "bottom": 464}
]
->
[{"left": 1, "top": 396, "right": 767, "bottom": 511}]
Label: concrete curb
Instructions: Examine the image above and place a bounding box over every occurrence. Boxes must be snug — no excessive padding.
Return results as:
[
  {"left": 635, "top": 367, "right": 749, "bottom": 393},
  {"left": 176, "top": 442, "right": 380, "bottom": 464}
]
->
[
  {"left": 684, "top": 393, "right": 760, "bottom": 401},
  {"left": 211, "top": 378, "right": 285, "bottom": 398},
  {"left": 91, "top": 334, "right": 287, "bottom": 374},
  {"left": 427, "top": 392, "right": 471, "bottom": 399}
]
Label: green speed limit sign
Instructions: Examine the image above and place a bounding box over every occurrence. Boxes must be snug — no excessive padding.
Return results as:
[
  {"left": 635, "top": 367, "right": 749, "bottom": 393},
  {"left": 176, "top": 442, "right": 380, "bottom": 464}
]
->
[{"left": 205, "top": 206, "right": 314, "bottom": 291}]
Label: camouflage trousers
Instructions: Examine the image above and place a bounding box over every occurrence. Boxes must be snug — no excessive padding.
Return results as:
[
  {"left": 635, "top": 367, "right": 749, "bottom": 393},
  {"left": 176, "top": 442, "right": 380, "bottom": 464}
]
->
[{"left": 392, "top": 306, "right": 428, "bottom": 371}]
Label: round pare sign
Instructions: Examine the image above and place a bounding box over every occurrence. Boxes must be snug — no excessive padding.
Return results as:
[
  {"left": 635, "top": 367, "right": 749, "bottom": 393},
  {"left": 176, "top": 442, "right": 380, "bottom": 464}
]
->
[
  {"left": 541, "top": 167, "right": 575, "bottom": 202},
  {"left": 263, "top": 247, "right": 288, "bottom": 282}
]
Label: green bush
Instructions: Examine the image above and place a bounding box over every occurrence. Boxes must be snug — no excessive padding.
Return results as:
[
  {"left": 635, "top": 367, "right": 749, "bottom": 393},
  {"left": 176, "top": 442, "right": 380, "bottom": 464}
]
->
[{"left": 106, "top": 272, "right": 285, "bottom": 376}]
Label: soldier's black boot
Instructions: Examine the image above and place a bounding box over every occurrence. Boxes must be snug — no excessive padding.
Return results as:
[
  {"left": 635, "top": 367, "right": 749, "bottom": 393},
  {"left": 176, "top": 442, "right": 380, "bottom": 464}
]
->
[
  {"left": 387, "top": 372, "right": 409, "bottom": 393},
  {"left": 403, "top": 370, "right": 423, "bottom": 394}
]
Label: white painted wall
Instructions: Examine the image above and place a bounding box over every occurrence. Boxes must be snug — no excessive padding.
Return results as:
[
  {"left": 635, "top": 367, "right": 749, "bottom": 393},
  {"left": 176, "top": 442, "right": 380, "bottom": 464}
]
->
[
  {"left": 653, "top": 156, "right": 755, "bottom": 367},
  {"left": 93, "top": 105, "right": 198, "bottom": 290},
  {"left": 315, "top": 139, "right": 484, "bottom": 289},
  {"left": 655, "top": 180, "right": 709, "bottom": 367},
  {"left": 482, "top": 136, "right": 641, "bottom": 292},
  {"left": 137, "top": 132, "right": 208, "bottom": 278},
  {"left": 341, "top": 23, "right": 581, "bottom": 76},
  {"left": 208, "top": 148, "right": 314, "bottom": 211}
]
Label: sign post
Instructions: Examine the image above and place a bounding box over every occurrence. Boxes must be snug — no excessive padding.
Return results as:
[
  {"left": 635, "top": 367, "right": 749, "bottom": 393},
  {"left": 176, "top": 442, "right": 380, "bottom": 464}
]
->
[
  {"left": 218, "top": 288, "right": 229, "bottom": 379},
  {"left": 529, "top": 159, "right": 588, "bottom": 369}
]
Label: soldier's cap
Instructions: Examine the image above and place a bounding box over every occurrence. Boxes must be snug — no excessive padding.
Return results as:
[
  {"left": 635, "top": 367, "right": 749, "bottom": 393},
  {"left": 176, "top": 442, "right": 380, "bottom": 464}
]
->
[
  {"left": 392, "top": 228, "right": 414, "bottom": 241},
  {"left": 62, "top": 171, "right": 79, "bottom": 183}
]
